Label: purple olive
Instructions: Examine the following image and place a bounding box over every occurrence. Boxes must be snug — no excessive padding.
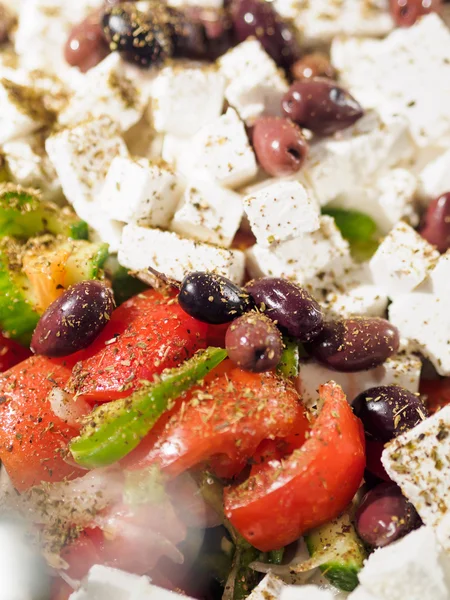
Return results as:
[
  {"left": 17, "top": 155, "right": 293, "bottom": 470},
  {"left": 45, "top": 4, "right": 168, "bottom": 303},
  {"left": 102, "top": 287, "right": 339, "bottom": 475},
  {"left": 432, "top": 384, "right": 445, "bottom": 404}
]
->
[
  {"left": 65, "top": 11, "right": 110, "bottom": 73},
  {"left": 390, "top": 0, "right": 442, "bottom": 27},
  {"left": 353, "top": 385, "right": 428, "bottom": 443},
  {"left": 226, "top": 312, "right": 283, "bottom": 372},
  {"left": 31, "top": 281, "right": 115, "bottom": 357},
  {"left": 282, "top": 79, "right": 364, "bottom": 136},
  {"left": 356, "top": 483, "right": 421, "bottom": 548},
  {"left": 229, "top": 0, "right": 300, "bottom": 68},
  {"left": 174, "top": 7, "right": 234, "bottom": 60},
  {"left": 419, "top": 192, "right": 450, "bottom": 253},
  {"left": 290, "top": 53, "right": 337, "bottom": 81},
  {"left": 245, "top": 277, "right": 324, "bottom": 342},
  {"left": 252, "top": 116, "right": 309, "bottom": 177},
  {"left": 306, "top": 318, "right": 400, "bottom": 372}
]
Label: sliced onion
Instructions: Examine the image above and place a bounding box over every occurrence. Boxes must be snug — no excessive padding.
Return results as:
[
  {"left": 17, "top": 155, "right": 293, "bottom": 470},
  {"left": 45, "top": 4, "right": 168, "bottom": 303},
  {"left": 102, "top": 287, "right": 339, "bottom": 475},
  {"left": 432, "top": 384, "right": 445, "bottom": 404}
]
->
[{"left": 48, "top": 387, "right": 91, "bottom": 428}]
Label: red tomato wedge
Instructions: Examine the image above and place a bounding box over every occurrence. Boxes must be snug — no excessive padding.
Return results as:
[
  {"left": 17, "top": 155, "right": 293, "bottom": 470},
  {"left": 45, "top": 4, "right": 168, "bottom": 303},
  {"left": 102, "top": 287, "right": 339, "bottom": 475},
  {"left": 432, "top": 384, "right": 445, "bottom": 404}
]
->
[
  {"left": 0, "top": 356, "right": 84, "bottom": 492},
  {"left": 0, "top": 333, "right": 31, "bottom": 372},
  {"left": 420, "top": 377, "right": 450, "bottom": 414},
  {"left": 224, "top": 381, "right": 366, "bottom": 552},
  {"left": 67, "top": 290, "right": 208, "bottom": 403},
  {"left": 125, "top": 361, "right": 310, "bottom": 478}
]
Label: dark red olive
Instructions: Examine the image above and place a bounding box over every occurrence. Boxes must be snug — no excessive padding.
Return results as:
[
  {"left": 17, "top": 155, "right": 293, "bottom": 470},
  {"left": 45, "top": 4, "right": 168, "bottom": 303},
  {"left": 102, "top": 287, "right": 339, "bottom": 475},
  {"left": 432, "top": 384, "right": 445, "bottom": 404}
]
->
[
  {"left": 353, "top": 385, "right": 428, "bottom": 443},
  {"left": 179, "top": 272, "right": 253, "bottom": 325},
  {"left": 306, "top": 318, "right": 400, "bottom": 372},
  {"left": 281, "top": 79, "right": 364, "bottom": 136},
  {"left": 419, "top": 192, "right": 450, "bottom": 253},
  {"left": 174, "top": 7, "right": 234, "bottom": 61},
  {"left": 252, "top": 116, "right": 308, "bottom": 177},
  {"left": 245, "top": 277, "right": 324, "bottom": 342},
  {"left": 226, "top": 312, "right": 283, "bottom": 372},
  {"left": 390, "top": 0, "right": 442, "bottom": 26},
  {"left": 290, "top": 53, "right": 336, "bottom": 81},
  {"left": 229, "top": 0, "right": 300, "bottom": 68},
  {"left": 65, "top": 11, "right": 110, "bottom": 73},
  {"left": 31, "top": 281, "right": 115, "bottom": 357},
  {"left": 356, "top": 483, "right": 421, "bottom": 548}
]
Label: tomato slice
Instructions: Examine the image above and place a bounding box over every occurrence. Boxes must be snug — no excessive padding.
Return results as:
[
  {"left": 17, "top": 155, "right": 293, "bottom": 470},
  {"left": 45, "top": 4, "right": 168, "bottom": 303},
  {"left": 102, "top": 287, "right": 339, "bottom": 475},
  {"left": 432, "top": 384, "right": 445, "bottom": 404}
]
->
[
  {"left": 0, "top": 356, "right": 84, "bottom": 492},
  {"left": 67, "top": 290, "right": 208, "bottom": 403},
  {"left": 420, "top": 377, "right": 450, "bottom": 414},
  {"left": 0, "top": 332, "right": 31, "bottom": 372},
  {"left": 224, "top": 382, "right": 366, "bottom": 551},
  {"left": 125, "top": 361, "right": 310, "bottom": 478}
]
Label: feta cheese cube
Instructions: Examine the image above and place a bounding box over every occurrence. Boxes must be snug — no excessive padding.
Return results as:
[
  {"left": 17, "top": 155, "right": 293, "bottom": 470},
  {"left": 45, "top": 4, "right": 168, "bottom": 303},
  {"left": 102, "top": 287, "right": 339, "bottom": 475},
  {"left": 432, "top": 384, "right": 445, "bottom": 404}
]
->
[
  {"left": 243, "top": 180, "right": 320, "bottom": 247},
  {"left": 246, "top": 574, "right": 284, "bottom": 600},
  {"left": 369, "top": 222, "right": 439, "bottom": 298},
  {"left": 46, "top": 116, "right": 128, "bottom": 208},
  {"left": 99, "top": 156, "right": 182, "bottom": 228},
  {"left": 333, "top": 14, "right": 450, "bottom": 147},
  {"left": 69, "top": 565, "right": 154, "bottom": 600},
  {"left": 382, "top": 410, "right": 450, "bottom": 553},
  {"left": 151, "top": 66, "right": 225, "bottom": 136},
  {"left": 171, "top": 180, "right": 243, "bottom": 247},
  {"left": 246, "top": 216, "right": 352, "bottom": 294},
  {"left": 304, "top": 112, "right": 415, "bottom": 207},
  {"left": 218, "top": 40, "right": 288, "bottom": 124},
  {"left": 358, "top": 527, "right": 449, "bottom": 600},
  {"left": 59, "top": 53, "right": 147, "bottom": 132},
  {"left": 119, "top": 224, "right": 246, "bottom": 284},
  {"left": 161, "top": 134, "right": 193, "bottom": 172},
  {"left": 298, "top": 354, "right": 422, "bottom": 410},
  {"left": 75, "top": 202, "right": 124, "bottom": 254},
  {"left": 181, "top": 108, "right": 258, "bottom": 189},
  {"left": 348, "top": 589, "right": 380, "bottom": 600},
  {"left": 281, "top": 585, "right": 334, "bottom": 600},
  {"left": 419, "top": 148, "right": 450, "bottom": 203}
]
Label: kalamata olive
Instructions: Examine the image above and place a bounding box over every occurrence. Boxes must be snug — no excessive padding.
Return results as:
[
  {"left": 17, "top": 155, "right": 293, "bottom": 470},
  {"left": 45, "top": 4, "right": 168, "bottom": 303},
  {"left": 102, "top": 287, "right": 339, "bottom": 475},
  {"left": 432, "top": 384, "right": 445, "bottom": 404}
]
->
[
  {"left": 31, "top": 281, "right": 115, "bottom": 357},
  {"left": 290, "top": 53, "right": 337, "bottom": 81},
  {"left": 229, "top": 0, "right": 300, "bottom": 68},
  {"left": 65, "top": 11, "right": 110, "bottom": 73},
  {"left": 174, "top": 7, "right": 234, "bottom": 61},
  {"left": 356, "top": 483, "right": 421, "bottom": 548},
  {"left": 353, "top": 385, "right": 428, "bottom": 443},
  {"left": 281, "top": 79, "right": 364, "bottom": 136},
  {"left": 245, "top": 277, "right": 324, "bottom": 342},
  {"left": 179, "top": 272, "right": 253, "bottom": 325},
  {"left": 306, "top": 317, "right": 400, "bottom": 372},
  {"left": 252, "top": 116, "right": 308, "bottom": 177},
  {"left": 419, "top": 192, "right": 450, "bottom": 253},
  {"left": 390, "top": 0, "right": 442, "bottom": 26},
  {"left": 102, "top": 3, "right": 174, "bottom": 67},
  {"left": 226, "top": 312, "right": 283, "bottom": 372}
]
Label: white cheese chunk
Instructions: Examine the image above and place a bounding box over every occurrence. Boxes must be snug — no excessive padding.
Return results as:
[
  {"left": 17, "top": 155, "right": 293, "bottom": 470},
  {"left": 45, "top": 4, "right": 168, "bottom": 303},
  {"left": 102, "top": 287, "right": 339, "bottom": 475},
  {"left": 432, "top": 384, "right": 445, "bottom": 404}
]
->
[
  {"left": 369, "top": 222, "right": 439, "bottom": 298},
  {"left": 246, "top": 216, "right": 352, "bottom": 294},
  {"left": 332, "top": 14, "right": 450, "bottom": 147},
  {"left": 419, "top": 148, "right": 450, "bottom": 203},
  {"left": 170, "top": 180, "right": 243, "bottom": 247},
  {"left": 298, "top": 354, "right": 422, "bottom": 410},
  {"left": 161, "top": 134, "right": 193, "bottom": 172},
  {"left": 246, "top": 574, "right": 285, "bottom": 600},
  {"left": 304, "top": 112, "right": 415, "bottom": 207},
  {"left": 348, "top": 588, "right": 380, "bottom": 600},
  {"left": 151, "top": 66, "right": 225, "bottom": 136},
  {"left": 281, "top": 585, "right": 334, "bottom": 600},
  {"left": 218, "top": 40, "right": 288, "bottom": 124},
  {"left": 99, "top": 156, "right": 182, "bottom": 228},
  {"left": 243, "top": 179, "right": 320, "bottom": 247},
  {"left": 119, "top": 224, "right": 246, "bottom": 284},
  {"left": 382, "top": 410, "right": 450, "bottom": 554},
  {"left": 181, "top": 108, "right": 258, "bottom": 189},
  {"left": 69, "top": 565, "right": 154, "bottom": 600},
  {"left": 358, "top": 527, "right": 449, "bottom": 600}
]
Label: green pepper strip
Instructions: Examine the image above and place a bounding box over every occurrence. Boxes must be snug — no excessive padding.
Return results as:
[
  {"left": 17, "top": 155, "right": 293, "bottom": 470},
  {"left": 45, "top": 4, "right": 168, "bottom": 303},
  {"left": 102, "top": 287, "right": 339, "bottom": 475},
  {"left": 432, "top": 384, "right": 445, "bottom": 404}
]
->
[
  {"left": 70, "top": 347, "right": 228, "bottom": 469},
  {"left": 277, "top": 337, "right": 300, "bottom": 379}
]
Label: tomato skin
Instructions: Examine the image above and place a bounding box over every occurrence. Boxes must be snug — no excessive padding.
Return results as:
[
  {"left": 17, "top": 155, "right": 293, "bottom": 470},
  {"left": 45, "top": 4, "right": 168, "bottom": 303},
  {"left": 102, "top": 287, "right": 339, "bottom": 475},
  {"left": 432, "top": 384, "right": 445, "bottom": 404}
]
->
[
  {"left": 420, "top": 378, "right": 450, "bottom": 414},
  {"left": 67, "top": 290, "right": 208, "bottom": 403},
  {"left": 125, "top": 361, "right": 310, "bottom": 478},
  {"left": 0, "top": 333, "right": 31, "bottom": 372},
  {"left": 224, "top": 382, "right": 366, "bottom": 552},
  {"left": 0, "top": 355, "right": 84, "bottom": 492}
]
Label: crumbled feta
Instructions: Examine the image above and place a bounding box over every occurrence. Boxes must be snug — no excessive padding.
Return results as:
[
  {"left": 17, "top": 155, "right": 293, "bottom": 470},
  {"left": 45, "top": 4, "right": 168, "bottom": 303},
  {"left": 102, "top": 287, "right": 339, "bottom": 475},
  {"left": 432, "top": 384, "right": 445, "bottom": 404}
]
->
[
  {"left": 298, "top": 354, "right": 422, "bottom": 410},
  {"left": 246, "top": 573, "right": 285, "bottom": 600},
  {"left": 304, "top": 113, "right": 415, "bottom": 207},
  {"left": 418, "top": 148, "right": 450, "bottom": 203},
  {"left": 180, "top": 108, "right": 258, "bottom": 189},
  {"left": 369, "top": 222, "right": 439, "bottom": 298},
  {"left": 170, "top": 180, "right": 243, "bottom": 247},
  {"left": 218, "top": 40, "right": 288, "bottom": 124},
  {"left": 333, "top": 14, "right": 450, "bottom": 147},
  {"left": 246, "top": 216, "right": 352, "bottom": 294},
  {"left": 151, "top": 66, "right": 225, "bottom": 136},
  {"left": 99, "top": 156, "right": 182, "bottom": 228},
  {"left": 358, "top": 526, "right": 449, "bottom": 600},
  {"left": 119, "top": 224, "right": 246, "bottom": 284},
  {"left": 243, "top": 179, "right": 320, "bottom": 247},
  {"left": 382, "top": 410, "right": 450, "bottom": 554},
  {"left": 59, "top": 53, "right": 148, "bottom": 133}
]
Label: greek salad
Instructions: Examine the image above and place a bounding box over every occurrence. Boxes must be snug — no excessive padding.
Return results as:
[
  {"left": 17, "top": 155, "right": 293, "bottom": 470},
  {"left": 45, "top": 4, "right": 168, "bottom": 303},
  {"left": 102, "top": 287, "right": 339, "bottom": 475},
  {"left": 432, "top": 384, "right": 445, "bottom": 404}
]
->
[{"left": 0, "top": 1, "right": 449, "bottom": 599}]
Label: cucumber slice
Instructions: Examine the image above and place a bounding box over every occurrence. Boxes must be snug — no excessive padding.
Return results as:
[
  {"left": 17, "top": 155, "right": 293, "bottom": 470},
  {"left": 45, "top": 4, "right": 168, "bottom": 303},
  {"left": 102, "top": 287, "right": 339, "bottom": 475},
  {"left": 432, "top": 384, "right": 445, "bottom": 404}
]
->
[
  {"left": 0, "top": 184, "right": 88, "bottom": 240},
  {"left": 62, "top": 240, "right": 109, "bottom": 285},
  {"left": 305, "top": 513, "right": 367, "bottom": 592}
]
